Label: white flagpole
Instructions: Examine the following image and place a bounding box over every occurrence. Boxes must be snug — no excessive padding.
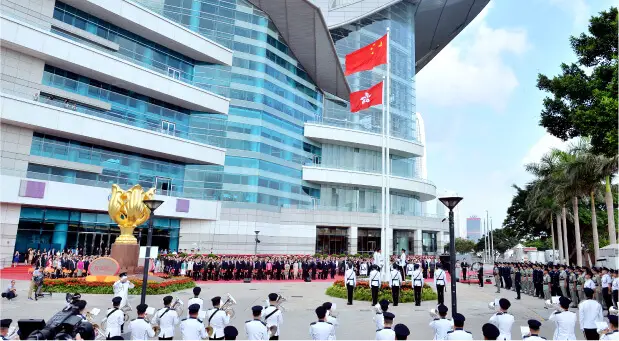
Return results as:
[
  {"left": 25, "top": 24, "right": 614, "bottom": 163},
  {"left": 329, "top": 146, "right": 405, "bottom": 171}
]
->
[
  {"left": 381, "top": 74, "right": 386, "bottom": 277},
  {"left": 384, "top": 27, "right": 391, "bottom": 275}
]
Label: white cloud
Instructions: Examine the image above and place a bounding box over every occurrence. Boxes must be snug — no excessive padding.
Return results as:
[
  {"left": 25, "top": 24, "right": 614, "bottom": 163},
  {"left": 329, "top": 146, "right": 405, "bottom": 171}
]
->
[
  {"left": 520, "top": 133, "right": 572, "bottom": 166},
  {"left": 416, "top": 6, "right": 530, "bottom": 112},
  {"left": 548, "top": 0, "right": 590, "bottom": 31}
]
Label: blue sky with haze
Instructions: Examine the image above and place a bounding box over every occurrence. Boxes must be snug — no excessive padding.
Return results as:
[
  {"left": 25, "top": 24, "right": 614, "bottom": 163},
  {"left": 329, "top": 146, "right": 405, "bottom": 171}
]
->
[{"left": 416, "top": 0, "right": 615, "bottom": 236}]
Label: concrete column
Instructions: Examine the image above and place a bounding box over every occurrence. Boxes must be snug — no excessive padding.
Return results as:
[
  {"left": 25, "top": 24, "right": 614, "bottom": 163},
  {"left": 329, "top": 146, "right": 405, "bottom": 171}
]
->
[
  {"left": 52, "top": 223, "right": 68, "bottom": 252},
  {"left": 349, "top": 226, "right": 358, "bottom": 255},
  {"left": 437, "top": 231, "right": 446, "bottom": 254},
  {"left": 414, "top": 229, "right": 422, "bottom": 255},
  {"left": 0, "top": 204, "right": 20, "bottom": 268}
]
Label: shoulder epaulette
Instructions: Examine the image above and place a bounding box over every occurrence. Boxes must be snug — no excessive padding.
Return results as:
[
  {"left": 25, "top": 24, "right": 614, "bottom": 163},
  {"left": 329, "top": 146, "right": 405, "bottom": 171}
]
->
[
  {"left": 325, "top": 321, "right": 333, "bottom": 325},
  {"left": 447, "top": 331, "right": 453, "bottom": 334},
  {"left": 261, "top": 321, "right": 267, "bottom": 326},
  {"left": 554, "top": 311, "right": 561, "bottom": 314},
  {"left": 523, "top": 335, "right": 529, "bottom": 339},
  {"left": 466, "top": 331, "right": 472, "bottom": 334},
  {"left": 197, "top": 319, "right": 203, "bottom": 323},
  {"left": 376, "top": 312, "right": 382, "bottom": 315},
  {"left": 496, "top": 312, "right": 503, "bottom": 315},
  {"left": 310, "top": 322, "right": 317, "bottom": 325},
  {"left": 246, "top": 320, "right": 252, "bottom": 323},
  {"left": 181, "top": 318, "right": 188, "bottom": 321},
  {"left": 541, "top": 337, "right": 547, "bottom": 339},
  {"left": 433, "top": 318, "right": 439, "bottom": 321}
]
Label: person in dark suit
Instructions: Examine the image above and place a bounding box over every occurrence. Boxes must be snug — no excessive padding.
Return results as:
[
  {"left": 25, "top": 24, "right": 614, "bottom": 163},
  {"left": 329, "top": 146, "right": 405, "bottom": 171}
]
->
[
  {"left": 461, "top": 261, "right": 468, "bottom": 281},
  {"left": 515, "top": 265, "right": 522, "bottom": 299},
  {"left": 330, "top": 260, "right": 336, "bottom": 279},
  {"left": 478, "top": 263, "right": 484, "bottom": 287},
  {"left": 310, "top": 259, "right": 317, "bottom": 280}
]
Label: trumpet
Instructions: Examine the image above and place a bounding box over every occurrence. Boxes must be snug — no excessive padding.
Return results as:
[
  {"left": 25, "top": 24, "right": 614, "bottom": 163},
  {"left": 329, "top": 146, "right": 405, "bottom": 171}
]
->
[
  {"left": 207, "top": 294, "right": 237, "bottom": 337},
  {"left": 609, "top": 306, "right": 618, "bottom": 316},
  {"left": 544, "top": 297, "right": 561, "bottom": 310},
  {"left": 429, "top": 307, "right": 439, "bottom": 319},
  {"left": 488, "top": 299, "right": 500, "bottom": 311}
]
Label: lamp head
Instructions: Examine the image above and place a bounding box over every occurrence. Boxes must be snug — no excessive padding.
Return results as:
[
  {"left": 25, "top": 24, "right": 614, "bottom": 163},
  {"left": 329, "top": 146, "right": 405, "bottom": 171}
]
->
[
  {"left": 143, "top": 199, "right": 164, "bottom": 212},
  {"left": 439, "top": 196, "right": 463, "bottom": 210},
  {"left": 254, "top": 230, "right": 260, "bottom": 235}
]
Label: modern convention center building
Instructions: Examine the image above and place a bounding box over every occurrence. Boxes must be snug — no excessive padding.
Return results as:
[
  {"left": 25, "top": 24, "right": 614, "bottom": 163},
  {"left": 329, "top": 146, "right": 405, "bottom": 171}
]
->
[{"left": 0, "top": 0, "right": 488, "bottom": 260}]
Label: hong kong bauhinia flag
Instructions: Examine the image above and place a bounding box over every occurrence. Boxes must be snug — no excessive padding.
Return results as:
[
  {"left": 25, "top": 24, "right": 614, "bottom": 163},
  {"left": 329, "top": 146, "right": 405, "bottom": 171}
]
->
[
  {"left": 350, "top": 81, "right": 383, "bottom": 113},
  {"left": 345, "top": 34, "right": 388, "bottom": 75}
]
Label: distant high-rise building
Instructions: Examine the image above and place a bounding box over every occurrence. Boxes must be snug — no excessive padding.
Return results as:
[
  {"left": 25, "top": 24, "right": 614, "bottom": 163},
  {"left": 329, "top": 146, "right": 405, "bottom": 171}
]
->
[{"left": 467, "top": 217, "right": 482, "bottom": 242}]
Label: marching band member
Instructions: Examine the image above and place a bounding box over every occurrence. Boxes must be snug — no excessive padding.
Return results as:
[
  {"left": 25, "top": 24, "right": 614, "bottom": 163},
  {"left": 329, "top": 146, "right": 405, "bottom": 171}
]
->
[
  {"left": 578, "top": 288, "right": 603, "bottom": 340},
  {"left": 224, "top": 326, "right": 238, "bottom": 341},
  {"left": 429, "top": 304, "right": 453, "bottom": 340},
  {"left": 309, "top": 306, "right": 335, "bottom": 340},
  {"left": 411, "top": 264, "right": 423, "bottom": 306},
  {"left": 245, "top": 306, "right": 269, "bottom": 341},
  {"left": 600, "top": 315, "right": 618, "bottom": 340},
  {"left": 446, "top": 313, "right": 473, "bottom": 340},
  {"left": 375, "top": 312, "right": 395, "bottom": 340},
  {"left": 488, "top": 298, "right": 514, "bottom": 340},
  {"left": 129, "top": 303, "right": 155, "bottom": 341},
  {"left": 345, "top": 262, "right": 356, "bottom": 306},
  {"left": 374, "top": 300, "right": 390, "bottom": 331},
  {"left": 548, "top": 296, "right": 576, "bottom": 340},
  {"left": 105, "top": 296, "right": 125, "bottom": 339},
  {"left": 188, "top": 287, "right": 204, "bottom": 316},
  {"left": 394, "top": 324, "right": 410, "bottom": 340},
  {"left": 369, "top": 265, "right": 381, "bottom": 306},
  {"left": 263, "top": 293, "right": 284, "bottom": 340},
  {"left": 322, "top": 302, "right": 338, "bottom": 329},
  {"left": 390, "top": 263, "right": 403, "bottom": 306},
  {"left": 523, "top": 319, "right": 546, "bottom": 341},
  {"left": 152, "top": 295, "right": 180, "bottom": 340},
  {"left": 482, "top": 323, "right": 500, "bottom": 340},
  {"left": 113, "top": 272, "right": 135, "bottom": 312},
  {"left": 180, "top": 303, "right": 207, "bottom": 340},
  {"left": 434, "top": 264, "right": 447, "bottom": 305},
  {"left": 206, "top": 296, "right": 232, "bottom": 340}
]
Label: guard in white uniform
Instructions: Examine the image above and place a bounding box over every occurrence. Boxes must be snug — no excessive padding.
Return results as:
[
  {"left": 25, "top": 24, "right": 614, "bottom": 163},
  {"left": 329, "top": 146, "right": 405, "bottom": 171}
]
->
[
  {"left": 152, "top": 295, "right": 180, "bottom": 340},
  {"left": 376, "top": 312, "right": 396, "bottom": 340},
  {"left": 105, "top": 296, "right": 125, "bottom": 339},
  {"left": 373, "top": 300, "right": 389, "bottom": 331},
  {"left": 187, "top": 287, "right": 204, "bottom": 316},
  {"left": 406, "top": 263, "right": 415, "bottom": 280},
  {"left": 488, "top": 298, "right": 514, "bottom": 340},
  {"left": 523, "top": 320, "right": 547, "bottom": 341},
  {"left": 429, "top": 304, "right": 453, "bottom": 340},
  {"left": 246, "top": 306, "right": 268, "bottom": 341},
  {"left": 579, "top": 288, "right": 603, "bottom": 340},
  {"left": 129, "top": 303, "right": 155, "bottom": 341},
  {"left": 309, "top": 306, "right": 335, "bottom": 341},
  {"left": 369, "top": 265, "right": 381, "bottom": 306},
  {"left": 263, "top": 293, "right": 284, "bottom": 340},
  {"left": 394, "top": 324, "right": 410, "bottom": 340},
  {"left": 434, "top": 264, "right": 447, "bottom": 305},
  {"left": 446, "top": 313, "right": 473, "bottom": 340},
  {"left": 206, "top": 296, "right": 231, "bottom": 339},
  {"left": 612, "top": 270, "right": 618, "bottom": 308},
  {"left": 113, "top": 272, "right": 135, "bottom": 311},
  {"left": 345, "top": 263, "right": 356, "bottom": 306},
  {"left": 600, "top": 315, "right": 619, "bottom": 341},
  {"left": 411, "top": 264, "right": 423, "bottom": 306},
  {"left": 180, "top": 303, "right": 207, "bottom": 340},
  {"left": 548, "top": 296, "right": 576, "bottom": 340},
  {"left": 389, "top": 264, "right": 403, "bottom": 306},
  {"left": 323, "top": 302, "right": 338, "bottom": 330},
  {"left": 399, "top": 249, "right": 407, "bottom": 279}
]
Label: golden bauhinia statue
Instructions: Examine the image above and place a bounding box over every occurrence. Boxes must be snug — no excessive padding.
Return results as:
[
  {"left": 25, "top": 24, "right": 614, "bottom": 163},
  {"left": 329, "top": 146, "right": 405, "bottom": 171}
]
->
[{"left": 108, "top": 184, "right": 156, "bottom": 245}]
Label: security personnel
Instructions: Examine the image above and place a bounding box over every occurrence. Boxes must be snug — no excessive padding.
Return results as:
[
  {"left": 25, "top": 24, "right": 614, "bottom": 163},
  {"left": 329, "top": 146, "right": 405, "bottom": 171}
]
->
[
  {"left": 523, "top": 319, "right": 546, "bottom": 341},
  {"left": 429, "top": 304, "right": 453, "bottom": 340},
  {"left": 180, "top": 303, "right": 208, "bottom": 340},
  {"left": 446, "top": 313, "right": 472, "bottom": 340},
  {"left": 568, "top": 267, "right": 579, "bottom": 307},
  {"left": 129, "top": 303, "right": 155, "bottom": 341},
  {"left": 369, "top": 264, "right": 381, "bottom": 306},
  {"left": 577, "top": 268, "right": 586, "bottom": 303},
  {"left": 245, "top": 306, "right": 268, "bottom": 341},
  {"left": 374, "top": 300, "right": 389, "bottom": 331},
  {"left": 263, "top": 293, "right": 283, "bottom": 340},
  {"left": 579, "top": 288, "right": 603, "bottom": 340},
  {"left": 543, "top": 268, "right": 551, "bottom": 300},
  {"left": 206, "top": 296, "right": 232, "bottom": 340},
  {"left": 558, "top": 266, "right": 567, "bottom": 298},
  {"left": 478, "top": 263, "right": 484, "bottom": 288},
  {"left": 224, "top": 326, "right": 238, "bottom": 341},
  {"left": 434, "top": 264, "right": 447, "bottom": 305},
  {"left": 390, "top": 263, "right": 403, "bottom": 306},
  {"left": 344, "top": 262, "right": 356, "bottom": 306},
  {"left": 602, "top": 268, "right": 613, "bottom": 309},
  {"left": 482, "top": 323, "right": 500, "bottom": 340},
  {"left": 152, "top": 295, "right": 179, "bottom": 340},
  {"left": 489, "top": 298, "right": 514, "bottom": 340},
  {"left": 461, "top": 260, "right": 468, "bottom": 281},
  {"left": 548, "top": 296, "right": 576, "bottom": 340},
  {"left": 309, "top": 306, "right": 335, "bottom": 340},
  {"left": 188, "top": 287, "right": 204, "bottom": 316},
  {"left": 411, "top": 264, "right": 423, "bottom": 306},
  {"left": 494, "top": 264, "right": 501, "bottom": 293},
  {"left": 105, "top": 296, "right": 125, "bottom": 339},
  {"left": 600, "top": 315, "right": 618, "bottom": 340},
  {"left": 394, "top": 324, "right": 410, "bottom": 340},
  {"left": 376, "top": 312, "right": 396, "bottom": 340}
]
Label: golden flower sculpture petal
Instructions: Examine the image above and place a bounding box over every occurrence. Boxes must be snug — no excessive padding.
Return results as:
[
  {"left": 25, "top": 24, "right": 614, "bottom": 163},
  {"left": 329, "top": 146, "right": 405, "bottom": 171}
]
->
[{"left": 108, "top": 184, "right": 156, "bottom": 245}]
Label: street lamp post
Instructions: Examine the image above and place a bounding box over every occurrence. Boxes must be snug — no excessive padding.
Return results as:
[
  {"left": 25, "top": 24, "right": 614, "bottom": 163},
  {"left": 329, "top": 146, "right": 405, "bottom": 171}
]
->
[
  {"left": 254, "top": 230, "right": 260, "bottom": 255},
  {"left": 141, "top": 199, "right": 164, "bottom": 305},
  {"left": 439, "top": 196, "right": 463, "bottom": 316}
]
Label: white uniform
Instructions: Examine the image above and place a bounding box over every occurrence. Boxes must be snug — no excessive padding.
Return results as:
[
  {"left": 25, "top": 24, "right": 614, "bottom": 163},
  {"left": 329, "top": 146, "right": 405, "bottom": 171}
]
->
[
  {"left": 128, "top": 318, "right": 155, "bottom": 341},
  {"left": 446, "top": 328, "right": 473, "bottom": 340},
  {"left": 489, "top": 312, "right": 514, "bottom": 340},
  {"left": 360, "top": 263, "right": 368, "bottom": 276},
  {"left": 205, "top": 308, "right": 230, "bottom": 339},
  {"left": 262, "top": 305, "right": 283, "bottom": 337},
  {"left": 434, "top": 269, "right": 447, "bottom": 287},
  {"left": 600, "top": 331, "right": 619, "bottom": 340},
  {"left": 429, "top": 318, "right": 453, "bottom": 340},
  {"left": 104, "top": 307, "right": 125, "bottom": 338},
  {"left": 411, "top": 269, "right": 423, "bottom": 287},
  {"left": 548, "top": 310, "right": 577, "bottom": 340},
  {"left": 389, "top": 269, "right": 402, "bottom": 287},
  {"left": 152, "top": 306, "right": 179, "bottom": 338},
  {"left": 612, "top": 277, "right": 619, "bottom": 291},
  {"left": 309, "top": 321, "right": 335, "bottom": 340},
  {"left": 187, "top": 297, "right": 204, "bottom": 316},
  {"left": 406, "top": 263, "right": 415, "bottom": 278},
  {"left": 245, "top": 319, "right": 268, "bottom": 340},
  {"left": 113, "top": 279, "right": 135, "bottom": 309},
  {"left": 373, "top": 312, "right": 384, "bottom": 331},
  {"left": 369, "top": 270, "right": 381, "bottom": 288},
  {"left": 180, "top": 317, "right": 207, "bottom": 340},
  {"left": 577, "top": 299, "right": 603, "bottom": 331},
  {"left": 345, "top": 268, "right": 357, "bottom": 287},
  {"left": 523, "top": 334, "right": 547, "bottom": 340},
  {"left": 602, "top": 274, "right": 612, "bottom": 289},
  {"left": 376, "top": 327, "right": 396, "bottom": 340},
  {"left": 399, "top": 253, "right": 406, "bottom": 268},
  {"left": 373, "top": 252, "right": 381, "bottom": 269},
  {"left": 584, "top": 279, "right": 596, "bottom": 290}
]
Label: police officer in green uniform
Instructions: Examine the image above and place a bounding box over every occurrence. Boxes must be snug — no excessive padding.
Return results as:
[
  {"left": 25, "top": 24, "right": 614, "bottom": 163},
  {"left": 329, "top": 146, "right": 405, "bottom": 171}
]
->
[
  {"left": 543, "top": 268, "right": 551, "bottom": 300},
  {"left": 558, "top": 266, "right": 567, "bottom": 297}
]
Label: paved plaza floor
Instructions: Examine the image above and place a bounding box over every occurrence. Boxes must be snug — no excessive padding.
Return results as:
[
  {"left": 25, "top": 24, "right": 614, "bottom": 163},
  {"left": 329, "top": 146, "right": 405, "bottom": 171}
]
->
[{"left": 0, "top": 278, "right": 587, "bottom": 340}]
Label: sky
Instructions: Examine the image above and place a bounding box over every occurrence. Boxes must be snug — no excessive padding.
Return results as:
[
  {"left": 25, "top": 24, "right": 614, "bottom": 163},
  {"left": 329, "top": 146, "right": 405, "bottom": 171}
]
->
[{"left": 416, "top": 0, "right": 616, "bottom": 237}]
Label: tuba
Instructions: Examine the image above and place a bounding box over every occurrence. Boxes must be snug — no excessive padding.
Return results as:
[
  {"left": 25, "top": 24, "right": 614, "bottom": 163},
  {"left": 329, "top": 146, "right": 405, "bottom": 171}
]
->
[
  {"left": 171, "top": 297, "right": 184, "bottom": 316},
  {"left": 265, "top": 295, "right": 287, "bottom": 337},
  {"left": 86, "top": 308, "right": 106, "bottom": 340},
  {"left": 488, "top": 299, "right": 500, "bottom": 311},
  {"left": 609, "top": 306, "right": 618, "bottom": 316},
  {"left": 429, "top": 307, "right": 439, "bottom": 319},
  {"left": 207, "top": 294, "right": 237, "bottom": 337},
  {"left": 544, "top": 297, "right": 561, "bottom": 310}
]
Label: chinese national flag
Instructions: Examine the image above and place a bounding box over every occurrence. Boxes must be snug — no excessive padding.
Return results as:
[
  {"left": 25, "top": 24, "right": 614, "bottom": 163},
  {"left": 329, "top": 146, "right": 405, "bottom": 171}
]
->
[
  {"left": 350, "top": 81, "right": 383, "bottom": 113},
  {"left": 345, "top": 34, "right": 388, "bottom": 75}
]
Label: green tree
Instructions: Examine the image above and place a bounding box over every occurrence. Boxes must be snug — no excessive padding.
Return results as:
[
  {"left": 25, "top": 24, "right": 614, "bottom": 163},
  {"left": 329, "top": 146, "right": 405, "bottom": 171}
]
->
[
  {"left": 536, "top": 7, "right": 618, "bottom": 157},
  {"left": 475, "top": 229, "right": 519, "bottom": 256},
  {"left": 455, "top": 238, "right": 476, "bottom": 254}
]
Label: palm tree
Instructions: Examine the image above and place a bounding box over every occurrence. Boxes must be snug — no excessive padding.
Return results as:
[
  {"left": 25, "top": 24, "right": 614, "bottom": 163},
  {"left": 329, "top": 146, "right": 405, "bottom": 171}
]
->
[
  {"left": 600, "top": 156, "right": 618, "bottom": 245},
  {"left": 526, "top": 180, "right": 559, "bottom": 261}
]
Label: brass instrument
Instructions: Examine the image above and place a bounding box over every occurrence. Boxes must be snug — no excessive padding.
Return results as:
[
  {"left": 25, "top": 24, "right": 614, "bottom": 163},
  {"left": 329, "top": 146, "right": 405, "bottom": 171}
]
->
[
  {"left": 207, "top": 294, "right": 237, "bottom": 337},
  {"left": 7, "top": 321, "right": 19, "bottom": 340},
  {"left": 609, "top": 306, "right": 618, "bottom": 316},
  {"left": 429, "top": 307, "right": 440, "bottom": 319},
  {"left": 373, "top": 303, "right": 382, "bottom": 314},
  {"left": 171, "top": 296, "right": 184, "bottom": 316},
  {"left": 544, "top": 297, "right": 561, "bottom": 310},
  {"left": 488, "top": 299, "right": 500, "bottom": 311},
  {"left": 327, "top": 303, "right": 337, "bottom": 318},
  {"left": 265, "top": 295, "right": 287, "bottom": 337},
  {"left": 86, "top": 308, "right": 106, "bottom": 340}
]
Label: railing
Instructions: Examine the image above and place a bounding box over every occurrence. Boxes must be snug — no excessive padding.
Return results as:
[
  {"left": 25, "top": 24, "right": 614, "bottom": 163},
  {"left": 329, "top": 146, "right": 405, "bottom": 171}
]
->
[
  {"left": 308, "top": 116, "right": 419, "bottom": 142},
  {"left": 330, "top": 0, "right": 363, "bottom": 9}
]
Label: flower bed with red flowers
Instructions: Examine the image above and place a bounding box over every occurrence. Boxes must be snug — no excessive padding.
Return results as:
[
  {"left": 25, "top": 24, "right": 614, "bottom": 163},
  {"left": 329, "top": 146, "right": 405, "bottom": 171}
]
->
[
  {"left": 42, "top": 277, "right": 195, "bottom": 295},
  {"left": 326, "top": 279, "right": 437, "bottom": 303}
]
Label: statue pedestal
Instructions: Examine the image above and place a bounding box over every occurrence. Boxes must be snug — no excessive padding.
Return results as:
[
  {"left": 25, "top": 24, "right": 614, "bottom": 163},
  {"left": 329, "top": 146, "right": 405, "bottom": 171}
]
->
[{"left": 110, "top": 243, "right": 139, "bottom": 274}]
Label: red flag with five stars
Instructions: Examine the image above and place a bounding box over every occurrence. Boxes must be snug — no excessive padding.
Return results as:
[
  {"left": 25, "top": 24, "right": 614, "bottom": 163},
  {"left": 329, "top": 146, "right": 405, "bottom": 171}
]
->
[
  {"left": 349, "top": 81, "right": 383, "bottom": 113},
  {"left": 345, "top": 34, "right": 388, "bottom": 75}
]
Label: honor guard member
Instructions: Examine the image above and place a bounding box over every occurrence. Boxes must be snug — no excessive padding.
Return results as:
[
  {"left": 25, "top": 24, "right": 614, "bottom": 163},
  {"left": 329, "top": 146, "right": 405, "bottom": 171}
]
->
[
  {"left": 482, "top": 323, "right": 500, "bottom": 340},
  {"left": 263, "top": 293, "right": 284, "bottom": 340},
  {"left": 181, "top": 303, "right": 208, "bottom": 340},
  {"left": 323, "top": 302, "right": 338, "bottom": 329},
  {"left": 600, "top": 315, "right": 619, "bottom": 340},
  {"left": 523, "top": 320, "right": 546, "bottom": 341},
  {"left": 374, "top": 300, "right": 390, "bottom": 331},
  {"left": 129, "top": 303, "right": 156, "bottom": 341},
  {"left": 345, "top": 262, "right": 356, "bottom": 306},
  {"left": 578, "top": 288, "right": 603, "bottom": 340},
  {"left": 245, "top": 306, "right": 268, "bottom": 341},
  {"left": 399, "top": 249, "right": 407, "bottom": 279},
  {"left": 406, "top": 262, "right": 415, "bottom": 280},
  {"left": 369, "top": 264, "right": 381, "bottom": 306},
  {"left": 411, "top": 264, "right": 423, "bottom": 306},
  {"left": 188, "top": 287, "right": 204, "bottom": 316},
  {"left": 309, "top": 306, "right": 335, "bottom": 341},
  {"left": 612, "top": 270, "right": 619, "bottom": 308},
  {"left": 224, "top": 326, "right": 238, "bottom": 341},
  {"left": 548, "top": 296, "right": 576, "bottom": 340},
  {"left": 434, "top": 264, "right": 447, "bottom": 305},
  {"left": 446, "top": 313, "right": 473, "bottom": 340},
  {"left": 394, "top": 324, "right": 410, "bottom": 340},
  {"left": 543, "top": 268, "right": 552, "bottom": 300},
  {"left": 489, "top": 298, "right": 514, "bottom": 340},
  {"left": 429, "top": 304, "right": 453, "bottom": 340},
  {"left": 390, "top": 263, "right": 403, "bottom": 306},
  {"left": 152, "top": 295, "right": 180, "bottom": 340},
  {"left": 376, "top": 312, "right": 396, "bottom": 340},
  {"left": 113, "top": 272, "right": 135, "bottom": 311},
  {"left": 206, "top": 296, "right": 232, "bottom": 340},
  {"left": 105, "top": 296, "right": 125, "bottom": 339}
]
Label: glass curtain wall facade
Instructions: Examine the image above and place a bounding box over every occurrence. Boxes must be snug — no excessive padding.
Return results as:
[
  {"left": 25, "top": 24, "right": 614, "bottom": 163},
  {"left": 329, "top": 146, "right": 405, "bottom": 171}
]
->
[{"left": 315, "top": 227, "right": 348, "bottom": 255}]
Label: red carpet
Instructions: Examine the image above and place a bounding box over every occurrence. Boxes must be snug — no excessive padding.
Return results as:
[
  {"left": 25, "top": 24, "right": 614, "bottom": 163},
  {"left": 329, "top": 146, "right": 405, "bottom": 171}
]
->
[{"left": 0, "top": 265, "right": 32, "bottom": 280}]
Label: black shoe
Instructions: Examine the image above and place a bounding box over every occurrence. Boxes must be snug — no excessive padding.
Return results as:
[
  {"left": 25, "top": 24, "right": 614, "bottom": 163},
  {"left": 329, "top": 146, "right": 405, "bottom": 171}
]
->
[
  {"left": 516, "top": 297, "right": 521, "bottom": 300},
  {"left": 347, "top": 302, "right": 352, "bottom": 305}
]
